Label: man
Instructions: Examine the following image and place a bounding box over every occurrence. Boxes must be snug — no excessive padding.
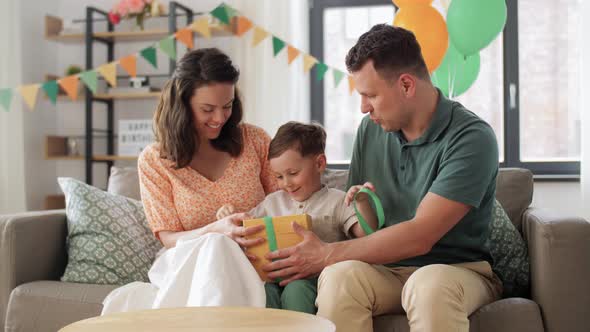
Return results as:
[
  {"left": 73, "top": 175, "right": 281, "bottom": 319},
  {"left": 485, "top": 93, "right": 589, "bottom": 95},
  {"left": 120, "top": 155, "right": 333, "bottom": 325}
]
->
[{"left": 263, "top": 24, "right": 501, "bottom": 332}]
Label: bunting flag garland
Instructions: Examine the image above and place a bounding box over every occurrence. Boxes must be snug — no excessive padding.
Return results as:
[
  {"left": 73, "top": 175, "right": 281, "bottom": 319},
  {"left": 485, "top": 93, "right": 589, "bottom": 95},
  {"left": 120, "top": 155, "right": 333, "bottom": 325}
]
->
[
  {"left": 0, "top": 2, "right": 357, "bottom": 112},
  {"left": 79, "top": 70, "right": 98, "bottom": 94},
  {"left": 252, "top": 26, "right": 269, "bottom": 47},
  {"left": 235, "top": 16, "right": 253, "bottom": 36},
  {"left": 191, "top": 16, "right": 211, "bottom": 38},
  {"left": 59, "top": 75, "right": 80, "bottom": 101},
  {"left": 159, "top": 37, "right": 176, "bottom": 60},
  {"left": 303, "top": 54, "right": 318, "bottom": 73},
  {"left": 97, "top": 63, "right": 117, "bottom": 87},
  {"left": 272, "top": 36, "right": 286, "bottom": 57},
  {"left": 333, "top": 69, "right": 345, "bottom": 87},
  {"left": 348, "top": 76, "right": 356, "bottom": 95},
  {"left": 18, "top": 84, "right": 40, "bottom": 110},
  {"left": 140, "top": 47, "right": 158, "bottom": 69},
  {"left": 287, "top": 45, "right": 300, "bottom": 65},
  {"left": 175, "top": 28, "right": 194, "bottom": 49},
  {"left": 0, "top": 88, "right": 13, "bottom": 112},
  {"left": 315, "top": 62, "right": 329, "bottom": 81},
  {"left": 42, "top": 80, "right": 59, "bottom": 105},
  {"left": 211, "top": 4, "right": 232, "bottom": 24},
  {"left": 119, "top": 55, "right": 137, "bottom": 78}
]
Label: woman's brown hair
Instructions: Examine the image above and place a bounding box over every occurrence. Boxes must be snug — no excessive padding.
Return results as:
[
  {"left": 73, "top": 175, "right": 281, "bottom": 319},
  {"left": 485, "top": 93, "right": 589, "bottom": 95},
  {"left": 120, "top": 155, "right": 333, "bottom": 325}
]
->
[{"left": 154, "top": 48, "right": 243, "bottom": 169}]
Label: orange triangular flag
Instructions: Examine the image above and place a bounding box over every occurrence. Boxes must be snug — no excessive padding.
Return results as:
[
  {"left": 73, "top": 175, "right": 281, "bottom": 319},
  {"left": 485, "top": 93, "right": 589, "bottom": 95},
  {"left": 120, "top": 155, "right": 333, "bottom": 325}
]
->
[
  {"left": 191, "top": 16, "right": 211, "bottom": 38},
  {"left": 303, "top": 54, "right": 318, "bottom": 73},
  {"left": 348, "top": 76, "right": 355, "bottom": 95},
  {"left": 59, "top": 76, "right": 79, "bottom": 101},
  {"left": 287, "top": 45, "right": 301, "bottom": 65},
  {"left": 175, "top": 28, "right": 194, "bottom": 49},
  {"left": 252, "top": 26, "right": 269, "bottom": 47},
  {"left": 235, "top": 16, "right": 253, "bottom": 37},
  {"left": 97, "top": 63, "right": 117, "bottom": 87},
  {"left": 18, "top": 84, "right": 40, "bottom": 110},
  {"left": 119, "top": 55, "right": 137, "bottom": 78}
]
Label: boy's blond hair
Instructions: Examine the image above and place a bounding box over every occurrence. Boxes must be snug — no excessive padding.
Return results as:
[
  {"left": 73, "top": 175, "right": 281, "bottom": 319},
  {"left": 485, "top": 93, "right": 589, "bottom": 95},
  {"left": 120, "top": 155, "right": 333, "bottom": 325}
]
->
[{"left": 268, "top": 121, "right": 326, "bottom": 160}]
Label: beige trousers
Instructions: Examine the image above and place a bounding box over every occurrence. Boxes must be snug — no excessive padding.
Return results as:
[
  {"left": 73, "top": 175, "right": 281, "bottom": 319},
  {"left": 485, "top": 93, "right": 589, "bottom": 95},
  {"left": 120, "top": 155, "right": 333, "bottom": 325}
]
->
[{"left": 316, "top": 260, "right": 502, "bottom": 332}]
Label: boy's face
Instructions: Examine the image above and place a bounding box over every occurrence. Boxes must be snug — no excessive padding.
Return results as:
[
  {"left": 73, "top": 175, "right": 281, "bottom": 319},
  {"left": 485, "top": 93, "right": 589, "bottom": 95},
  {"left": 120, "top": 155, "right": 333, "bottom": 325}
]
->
[{"left": 269, "top": 148, "right": 326, "bottom": 202}]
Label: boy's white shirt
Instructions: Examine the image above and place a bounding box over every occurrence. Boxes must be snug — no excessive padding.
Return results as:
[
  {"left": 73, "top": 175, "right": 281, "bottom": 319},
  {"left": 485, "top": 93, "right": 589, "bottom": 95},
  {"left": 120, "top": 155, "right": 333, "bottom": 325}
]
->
[{"left": 249, "top": 186, "right": 359, "bottom": 242}]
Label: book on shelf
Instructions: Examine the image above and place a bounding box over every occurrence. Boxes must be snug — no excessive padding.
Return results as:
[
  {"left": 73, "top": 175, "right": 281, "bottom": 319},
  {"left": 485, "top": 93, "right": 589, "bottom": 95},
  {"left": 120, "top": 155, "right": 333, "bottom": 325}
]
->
[{"left": 107, "top": 86, "right": 160, "bottom": 94}]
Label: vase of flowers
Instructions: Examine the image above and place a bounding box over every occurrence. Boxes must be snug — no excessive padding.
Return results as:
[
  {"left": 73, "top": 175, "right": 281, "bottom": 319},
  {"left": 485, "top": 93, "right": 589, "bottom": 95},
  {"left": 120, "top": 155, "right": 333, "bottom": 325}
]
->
[{"left": 108, "top": 0, "right": 164, "bottom": 31}]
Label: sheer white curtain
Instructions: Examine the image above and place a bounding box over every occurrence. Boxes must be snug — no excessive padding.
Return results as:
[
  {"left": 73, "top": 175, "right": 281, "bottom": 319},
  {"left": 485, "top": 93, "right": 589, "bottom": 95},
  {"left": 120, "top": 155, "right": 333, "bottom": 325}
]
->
[
  {"left": 229, "top": 0, "right": 310, "bottom": 136},
  {"left": 581, "top": 0, "right": 590, "bottom": 220},
  {"left": 0, "top": 0, "right": 26, "bottom": 214}
]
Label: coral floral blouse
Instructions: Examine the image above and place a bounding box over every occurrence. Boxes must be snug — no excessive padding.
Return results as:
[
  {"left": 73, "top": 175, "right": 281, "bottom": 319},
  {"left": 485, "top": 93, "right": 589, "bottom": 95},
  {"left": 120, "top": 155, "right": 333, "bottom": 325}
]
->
[{"left": 138, "top": 123, "right": 277, "bottom": 238}]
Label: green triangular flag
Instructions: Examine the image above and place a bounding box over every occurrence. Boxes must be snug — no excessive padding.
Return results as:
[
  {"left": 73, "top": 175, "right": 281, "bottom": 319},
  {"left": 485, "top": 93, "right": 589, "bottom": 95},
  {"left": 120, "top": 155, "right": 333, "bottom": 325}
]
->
[
  {"left": 211, "top": 4, "right": 231, "bottom": 25},
  {"left": 272, "top": 36, "right": 286, "bottom": 57},
  {"left": 140, "top": 47, "right": 158, "bottom": 69},
  {"left": 224, "top": 4, "right": 239, "bottom": 18},
  {"left": 316, "top": 62, "right": 329, "bottom": 81},
  {"left": 0, "top": 88, "right": 13, "bottom": 112},
  {"left": 333, "top": 69, "right": 345, "bottom": 87},
  {"left": 42, "top": 80, "right": 59, "bottom": 105},
  {"left": 79, "top": 70, "right": 98, "bottom": 94},
  {"left": 159, "top": 37, "right": 176, "bottom": 60}
]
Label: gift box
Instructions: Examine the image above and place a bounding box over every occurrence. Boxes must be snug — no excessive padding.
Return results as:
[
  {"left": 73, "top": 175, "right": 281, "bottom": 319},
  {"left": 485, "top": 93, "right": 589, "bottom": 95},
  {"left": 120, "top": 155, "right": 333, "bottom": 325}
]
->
[{"left": 243, "top": 214, "right": 312, "bottom": 282}]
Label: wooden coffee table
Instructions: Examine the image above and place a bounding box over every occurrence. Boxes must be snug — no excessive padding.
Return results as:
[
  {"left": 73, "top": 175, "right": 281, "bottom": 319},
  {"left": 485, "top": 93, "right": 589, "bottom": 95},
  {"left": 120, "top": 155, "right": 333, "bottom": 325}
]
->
[{"left": 59, "top": 307, "right": 335, "bottom": 332}]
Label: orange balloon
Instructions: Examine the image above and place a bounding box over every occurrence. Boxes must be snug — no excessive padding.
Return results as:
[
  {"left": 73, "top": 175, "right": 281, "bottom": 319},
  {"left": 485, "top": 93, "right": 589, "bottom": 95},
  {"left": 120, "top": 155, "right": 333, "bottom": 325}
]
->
[
  {"left": 392, "top": 0, "right": 433, "bottom": 7},
  {"left": 393, "top": 5, "right": 448, "bottom": 72}
]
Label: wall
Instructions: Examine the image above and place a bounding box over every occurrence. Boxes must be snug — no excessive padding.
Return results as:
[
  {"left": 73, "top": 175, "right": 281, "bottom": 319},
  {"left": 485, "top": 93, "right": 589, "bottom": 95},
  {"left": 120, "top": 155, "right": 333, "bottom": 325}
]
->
[
  {"left": 20, "top": 0, "right": 58, "bottom": 211},
  {"left": 533, "top": 182, "right": 584, "bottom": 217}
]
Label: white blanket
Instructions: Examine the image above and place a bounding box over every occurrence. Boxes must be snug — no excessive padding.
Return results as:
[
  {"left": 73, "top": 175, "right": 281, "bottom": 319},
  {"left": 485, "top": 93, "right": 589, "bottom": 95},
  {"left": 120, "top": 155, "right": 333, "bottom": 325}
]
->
[{"left": 101, "top": 233, "right": 266, "bottom": 315}]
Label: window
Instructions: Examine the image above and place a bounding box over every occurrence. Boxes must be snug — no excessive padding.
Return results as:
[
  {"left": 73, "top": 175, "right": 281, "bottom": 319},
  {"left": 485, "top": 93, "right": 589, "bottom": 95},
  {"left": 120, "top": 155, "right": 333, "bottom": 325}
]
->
[{"left": 310, "top": 0, "right": 581, "bottom": 176}]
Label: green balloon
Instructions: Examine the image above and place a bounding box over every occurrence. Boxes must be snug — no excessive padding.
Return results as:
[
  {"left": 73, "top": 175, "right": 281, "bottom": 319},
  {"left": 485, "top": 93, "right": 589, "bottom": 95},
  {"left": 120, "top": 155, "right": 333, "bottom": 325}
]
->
[
  {"left": 446, "top": 0, "right": 507, "bottom": 56},
  {"left": 431, "top": 44, "right": 480, "bottom": 98}
]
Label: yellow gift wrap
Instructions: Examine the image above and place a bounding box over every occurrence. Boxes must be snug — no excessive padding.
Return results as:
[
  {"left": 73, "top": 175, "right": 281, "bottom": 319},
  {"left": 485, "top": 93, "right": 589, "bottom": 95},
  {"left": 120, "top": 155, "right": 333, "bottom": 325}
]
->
[{"left": 243, "top": 214, "right": 312, "bottom": 282}]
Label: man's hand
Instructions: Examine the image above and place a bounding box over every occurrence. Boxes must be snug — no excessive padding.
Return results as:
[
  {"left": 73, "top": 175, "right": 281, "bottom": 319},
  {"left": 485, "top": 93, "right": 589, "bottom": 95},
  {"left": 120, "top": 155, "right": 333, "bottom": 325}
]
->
[
  {"left": 345, "top": 182, "right": 376, "bottom": 206},
  {"left": 263, "top": 222, "right": 332, "bottom": 286}
]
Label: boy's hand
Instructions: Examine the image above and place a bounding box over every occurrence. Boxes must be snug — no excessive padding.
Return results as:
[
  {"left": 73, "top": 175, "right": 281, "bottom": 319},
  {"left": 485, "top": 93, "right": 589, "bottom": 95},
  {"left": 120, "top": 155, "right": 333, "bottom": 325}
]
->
[
  {"left": 345, "top": 182, "right": 376, "bottom": 206},
  {"left": 216, "top": 204, "right": 235, "bottom": 220}
]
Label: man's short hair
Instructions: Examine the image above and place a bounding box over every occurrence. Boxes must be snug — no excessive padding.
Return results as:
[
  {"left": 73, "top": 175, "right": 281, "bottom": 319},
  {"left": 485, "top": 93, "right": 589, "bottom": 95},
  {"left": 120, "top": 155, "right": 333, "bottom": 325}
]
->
[
  {"left": 268, "top": 121, "right": 326, "bottom": 160},
  {"left": 345, "top": 24, "right": 430, "bottom": 80}
]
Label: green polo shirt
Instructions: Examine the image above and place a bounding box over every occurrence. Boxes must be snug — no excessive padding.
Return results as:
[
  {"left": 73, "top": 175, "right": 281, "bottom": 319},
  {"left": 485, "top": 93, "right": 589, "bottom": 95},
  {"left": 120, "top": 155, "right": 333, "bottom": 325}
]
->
[{"left": 347, "top": 91, "right": 498, "bottom": 267}]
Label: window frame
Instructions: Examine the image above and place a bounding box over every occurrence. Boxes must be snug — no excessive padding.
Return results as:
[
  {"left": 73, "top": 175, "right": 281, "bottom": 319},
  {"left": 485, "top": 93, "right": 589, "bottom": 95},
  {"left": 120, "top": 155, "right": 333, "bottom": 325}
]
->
[{"left": 309, "top": 0, "right": 581, "bottom": 179}]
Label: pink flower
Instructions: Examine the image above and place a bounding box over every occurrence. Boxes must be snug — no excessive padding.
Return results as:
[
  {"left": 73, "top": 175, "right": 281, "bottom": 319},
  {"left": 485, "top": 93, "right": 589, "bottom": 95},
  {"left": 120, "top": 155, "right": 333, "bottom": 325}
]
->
[
  {"left": 108, "top": 11, "right": 121, "bottom": 25},
  {"left": 127, "top": 0, "right": 146, "bottom": 14},
  {"left": 115, "top": 1, "right": 129, "bottom": 16}
]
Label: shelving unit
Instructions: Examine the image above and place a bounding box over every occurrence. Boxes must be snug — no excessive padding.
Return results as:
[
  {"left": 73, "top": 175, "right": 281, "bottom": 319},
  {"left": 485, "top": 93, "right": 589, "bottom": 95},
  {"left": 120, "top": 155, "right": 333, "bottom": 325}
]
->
[{"left": 43, "top": 2, "right": 239, "bottom": 187}]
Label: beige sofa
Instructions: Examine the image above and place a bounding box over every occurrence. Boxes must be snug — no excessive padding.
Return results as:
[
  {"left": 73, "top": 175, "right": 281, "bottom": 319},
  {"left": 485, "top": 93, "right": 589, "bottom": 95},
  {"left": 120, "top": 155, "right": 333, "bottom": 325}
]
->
[{"left": 1, "top": 167, "right": 589, "bottom": 332}]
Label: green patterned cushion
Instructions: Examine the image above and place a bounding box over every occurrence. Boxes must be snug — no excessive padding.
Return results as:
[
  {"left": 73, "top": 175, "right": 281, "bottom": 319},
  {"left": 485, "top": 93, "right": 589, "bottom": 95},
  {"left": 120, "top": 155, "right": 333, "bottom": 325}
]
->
[
  {"left": 488, "top": 199, "right": 530, "bottom": 298},
  {"left": 58, "top": 177, "right": 162, "bottom": 285}
]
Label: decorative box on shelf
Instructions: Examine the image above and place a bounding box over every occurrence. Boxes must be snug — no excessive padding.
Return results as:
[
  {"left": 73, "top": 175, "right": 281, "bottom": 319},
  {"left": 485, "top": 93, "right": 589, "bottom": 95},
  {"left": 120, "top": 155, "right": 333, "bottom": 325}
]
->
[{"left": 117, "top": 119, "right": 154, "bottom": 157}]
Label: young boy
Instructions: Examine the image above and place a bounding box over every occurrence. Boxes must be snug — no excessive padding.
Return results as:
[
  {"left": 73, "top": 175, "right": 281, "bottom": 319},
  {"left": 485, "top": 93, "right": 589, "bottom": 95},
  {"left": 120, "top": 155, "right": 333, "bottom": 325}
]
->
[{"left": 217, "top": 121, "right": 377, "bottom": 314}]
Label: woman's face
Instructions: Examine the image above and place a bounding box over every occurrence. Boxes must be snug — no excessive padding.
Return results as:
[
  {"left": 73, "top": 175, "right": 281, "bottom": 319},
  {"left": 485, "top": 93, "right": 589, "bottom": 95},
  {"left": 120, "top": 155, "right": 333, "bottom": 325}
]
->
[{"left": 189, "top": 83, "right": 235, "bottom": 140}]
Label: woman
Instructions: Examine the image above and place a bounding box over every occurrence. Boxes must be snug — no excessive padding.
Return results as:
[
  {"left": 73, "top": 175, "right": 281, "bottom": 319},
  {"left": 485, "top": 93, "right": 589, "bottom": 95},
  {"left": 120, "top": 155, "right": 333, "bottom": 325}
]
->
[{"left": 102, "top": 48, "right": 277, "bottom": 313}]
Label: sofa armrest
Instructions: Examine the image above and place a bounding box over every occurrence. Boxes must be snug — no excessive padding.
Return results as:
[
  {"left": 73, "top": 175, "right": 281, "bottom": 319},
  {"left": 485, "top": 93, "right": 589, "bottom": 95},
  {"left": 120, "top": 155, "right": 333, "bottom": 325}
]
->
[
  {"left": 522, "top": 207, "right": 590, "bottom": 332},
  {"left": 0, "top": 210, "right": 68, "bottom": 330}
]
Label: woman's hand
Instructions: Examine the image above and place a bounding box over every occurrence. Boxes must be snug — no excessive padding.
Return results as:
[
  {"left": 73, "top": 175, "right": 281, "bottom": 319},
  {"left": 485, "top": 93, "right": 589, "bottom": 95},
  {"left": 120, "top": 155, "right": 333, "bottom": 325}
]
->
[
  {"left": 345, "top": 182, "right": 376, "bottom": 206},
  {"left": 213, "top": 213, "right": 265, "bottom": 261},
  {"left": 215, "top": 204, "right": 235, "bottom": 220}
]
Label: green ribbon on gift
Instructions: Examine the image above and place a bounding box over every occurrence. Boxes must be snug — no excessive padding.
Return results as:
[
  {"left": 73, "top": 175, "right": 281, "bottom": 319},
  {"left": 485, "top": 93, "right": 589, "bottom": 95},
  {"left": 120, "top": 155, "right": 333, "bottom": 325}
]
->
[
  {"left": 263, "top": 216, "right": 278, "bottom": 253},
  {"left": 263, "top": 216, "right": 282, "bottom": 283},
  {"left": 353, "top": 187, "right": 385, "bottom": 235}
]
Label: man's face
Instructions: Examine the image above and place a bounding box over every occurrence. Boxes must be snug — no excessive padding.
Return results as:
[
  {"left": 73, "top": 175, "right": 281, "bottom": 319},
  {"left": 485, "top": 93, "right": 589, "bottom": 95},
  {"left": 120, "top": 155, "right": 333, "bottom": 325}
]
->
[{"left": 351, "top": 60, "right": 410, "bottom": 132}]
